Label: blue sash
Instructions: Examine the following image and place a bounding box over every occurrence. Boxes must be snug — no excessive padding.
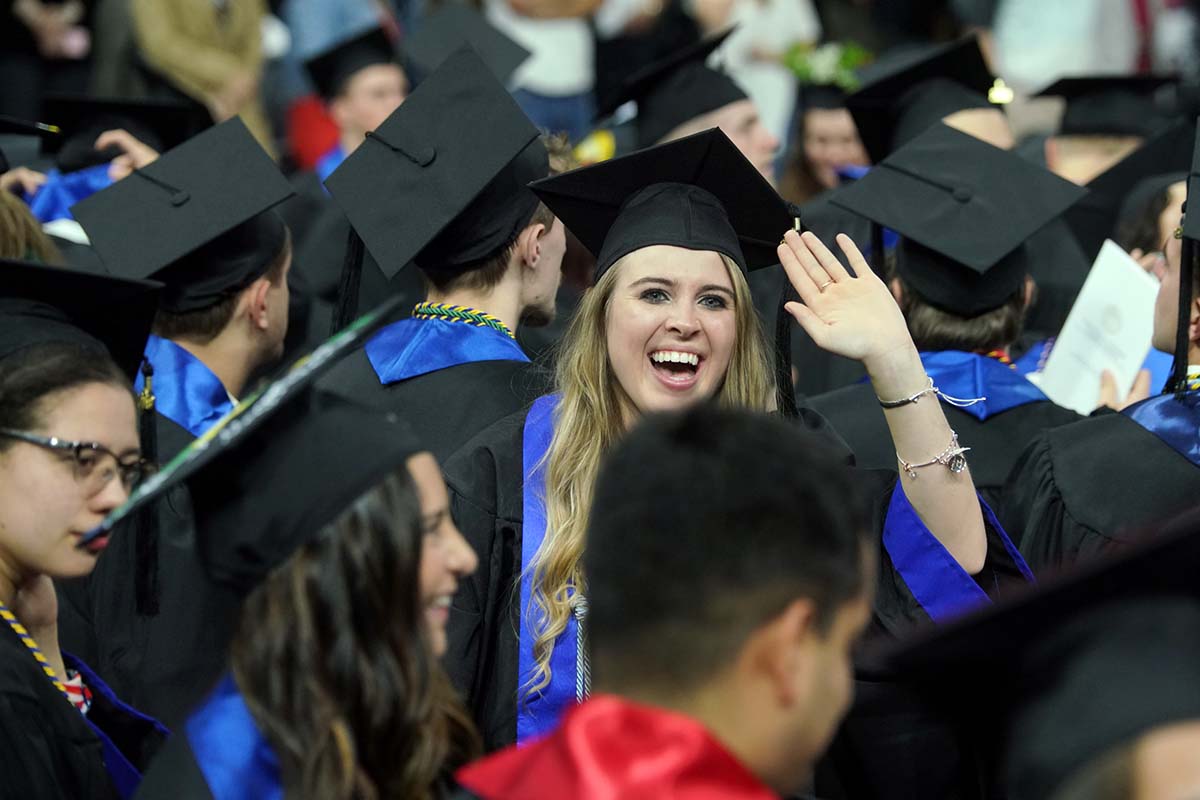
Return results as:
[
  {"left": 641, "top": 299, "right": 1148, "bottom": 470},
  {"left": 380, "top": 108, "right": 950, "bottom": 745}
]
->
[
  {"left": 26, "top": 165, "right": 114, "bottom": 223},
  {"left": 1123, "top": 389, "right": 1200, "bottom": 469},
  {"left": 315, "top": 144, "right": 345, "bottom": 188},
  {"left": 135, "top": 335, "right": 235, "bottom": 439},
  {"left": 185, "top": 675, "right": 283, "bottom": 800},
  {"left": 64, "top": 653, "right": 168, "bottom": 799},
  {"left": 366, "top": 317, "right": 529, "bottom": 385},
  {"left": 882, "top": 487, "right": 1032, "bottom": 623},
  {"left": 516, "top": 393, "right": 580, "bottom": 743},
  {"left": 920, "top": 351, "right": 1048, "bottom": 421}
]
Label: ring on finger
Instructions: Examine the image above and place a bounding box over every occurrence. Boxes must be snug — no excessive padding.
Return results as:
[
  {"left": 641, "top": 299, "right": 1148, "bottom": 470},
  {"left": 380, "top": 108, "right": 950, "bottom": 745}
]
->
[{"left": 818, "top": 280, "right": 834, "bottom": 292}]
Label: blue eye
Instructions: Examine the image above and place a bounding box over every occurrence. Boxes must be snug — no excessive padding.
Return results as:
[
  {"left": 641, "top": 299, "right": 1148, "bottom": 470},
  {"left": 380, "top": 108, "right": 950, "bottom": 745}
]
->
[
  {"left": 640, "top": 289, "right": 669, "bottom": 303},
  {"left": 699, "top": 295, "right": 729, "bottom": 309}
]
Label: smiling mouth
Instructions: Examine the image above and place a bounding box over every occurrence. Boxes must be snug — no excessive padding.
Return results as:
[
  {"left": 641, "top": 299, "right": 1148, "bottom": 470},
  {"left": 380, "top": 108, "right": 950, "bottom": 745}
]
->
[{"left": 648, "top": 350, "right": 702, "bottom": 388}]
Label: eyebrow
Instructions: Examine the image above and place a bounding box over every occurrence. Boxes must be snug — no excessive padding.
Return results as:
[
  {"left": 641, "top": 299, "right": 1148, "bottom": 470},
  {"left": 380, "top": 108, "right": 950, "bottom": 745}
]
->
[{"left": 629, "top": 276, "right": 735, "bottom": 299}]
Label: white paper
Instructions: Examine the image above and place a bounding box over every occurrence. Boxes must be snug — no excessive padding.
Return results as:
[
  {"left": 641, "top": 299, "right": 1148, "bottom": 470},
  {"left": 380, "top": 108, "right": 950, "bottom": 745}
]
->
[{"left": 1030, "top": 239, "right": 1160, "bottom": 415}]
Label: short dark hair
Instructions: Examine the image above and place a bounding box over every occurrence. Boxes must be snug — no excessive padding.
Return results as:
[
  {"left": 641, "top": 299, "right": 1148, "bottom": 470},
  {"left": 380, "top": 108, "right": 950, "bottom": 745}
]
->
[
  {"left": 1117, "top": 185, "right": 1174, "bottom": 255},
  {"left": 153, "top": 227, "right": 292, "bottom": 344},
  {"left": 899, "top": 279, "right": 1027, "bottom": 353},
  {"left": 584, "top": 405, "right": 869, "bottom": 695}
]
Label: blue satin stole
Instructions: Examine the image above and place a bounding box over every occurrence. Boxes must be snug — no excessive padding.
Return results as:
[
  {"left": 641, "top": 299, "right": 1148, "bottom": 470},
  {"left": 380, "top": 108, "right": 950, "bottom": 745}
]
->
[
  {"left": 25, "top": 165, "right": 114, "bottom": 223},
  {"left": 186, "top": 675, "right": 283, "bottom": 800},
  {"left": 920, "top": 351, "right": 1048, "bottom": 421},
  {"left": 365, "top": 317, "right": 529, "bottom": 385},
  {"left": 64, "top": 653, "right": 169, "bottom": 799},
  {"left": 1123, "top": 389, "right": 1200, "bottom": 469},
  {"left": 315, "top": 143, "right": 346, "bottom": 189},
  {"left": 516, "top": 393, "right": 580, "bottom": 744},
  {"left": 135, "top": 335, "right": 235, "bottom": 439}
]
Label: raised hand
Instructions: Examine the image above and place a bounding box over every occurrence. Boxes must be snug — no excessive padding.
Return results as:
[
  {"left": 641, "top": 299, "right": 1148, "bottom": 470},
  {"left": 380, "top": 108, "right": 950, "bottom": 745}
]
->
[{"left": 96, "top": 129, "right": 161, "bottom": 182}]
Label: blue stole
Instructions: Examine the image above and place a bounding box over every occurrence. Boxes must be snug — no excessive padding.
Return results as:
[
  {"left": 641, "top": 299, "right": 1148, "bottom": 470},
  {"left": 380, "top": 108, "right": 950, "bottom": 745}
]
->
[
  {"left": 365, "top": 317, "right": 530, "bottom": 385},
  {"left": 315, "top": 144, "right": 346, "bottom": 188},
  {"left": 882, "top": 488, "right": 1033, "bottom": 623},
  {"left": 516, "top": 393, "right": 580, "bottom": 743},
  {"left": 1122, "top": 389, "right": 1200, "bottom": 469},
  {"left": 185, "top": 675, "right": 283, "bottom": 800},
  {"left": 64, "top": 653, "right": 169, "bottom": 799},
  {"left": 25, "top": 165, "right": 113, "bottom": 223},
  {"left": 135, "top": 335, "right": 235, "bottom": 439},
  {"left": 920, "top": 351, "right": 1048, "bottom": 421}
]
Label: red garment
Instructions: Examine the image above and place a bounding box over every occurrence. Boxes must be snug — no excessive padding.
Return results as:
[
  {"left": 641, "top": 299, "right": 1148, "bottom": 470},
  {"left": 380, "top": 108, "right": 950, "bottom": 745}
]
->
[
  {"left": 287, "top": 95, "right": 339, "bottom": 170},
  {"left": 457, "top": 695, "right": 780, "bottom": 800}
]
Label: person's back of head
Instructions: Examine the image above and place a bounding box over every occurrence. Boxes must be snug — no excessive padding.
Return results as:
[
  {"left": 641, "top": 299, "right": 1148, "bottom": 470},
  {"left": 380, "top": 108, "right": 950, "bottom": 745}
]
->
[
  {"left": 0, "top": 191, "right": 62, "bottom": 264},
  {"left": 584, "top": 404, "right": 873, "bottom": 793}
]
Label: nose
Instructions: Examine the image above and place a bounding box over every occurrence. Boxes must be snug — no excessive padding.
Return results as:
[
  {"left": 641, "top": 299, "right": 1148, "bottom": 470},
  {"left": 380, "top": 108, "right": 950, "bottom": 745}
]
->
[
  {"left": 666, "top": 305, "right": 701, "bottom": 337},
  {"left": 90, "top": 472, "right": 130, "bottom": 516},
  {"left": 446, "top": 520, "right": 478, "bottom": 577}
]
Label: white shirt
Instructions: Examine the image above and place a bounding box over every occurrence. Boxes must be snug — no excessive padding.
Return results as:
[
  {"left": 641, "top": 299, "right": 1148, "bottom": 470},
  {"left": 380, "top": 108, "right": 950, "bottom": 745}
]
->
[{"left": 486, "top": 0, "right": 594, "bottom": 96}]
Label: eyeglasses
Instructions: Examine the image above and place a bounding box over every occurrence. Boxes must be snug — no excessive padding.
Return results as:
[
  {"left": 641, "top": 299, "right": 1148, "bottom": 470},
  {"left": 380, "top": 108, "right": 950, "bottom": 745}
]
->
[{"left": 0, "top": 429, "right": 156, "bottom": 496}]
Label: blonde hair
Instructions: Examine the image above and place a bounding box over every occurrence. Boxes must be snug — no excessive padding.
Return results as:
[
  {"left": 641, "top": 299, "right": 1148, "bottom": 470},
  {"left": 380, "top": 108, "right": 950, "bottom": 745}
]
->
[{"left": 525, "top": 253, "right": 774, "bottom": 696}]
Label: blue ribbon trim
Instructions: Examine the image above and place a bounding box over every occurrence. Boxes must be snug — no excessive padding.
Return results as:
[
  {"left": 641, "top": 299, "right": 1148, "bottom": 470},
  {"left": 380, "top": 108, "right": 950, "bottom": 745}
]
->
[
  {"left": 135, "top": 335, "right": 235, "bottom": 439},
  {"left": 64, "top": 652, "right": 168, "bottom": 799},
  {"left": 315, "top": 144, "right": 345, "bottom": 189},
  {"left": 25, "top": 165, "right": 114, "bottom": 223},
  {"left": 919, "top": 351, "right": 1048, "bottom": 421},
  {"left": 516, "top": 393, "right": 580, "bottom": 743},
  {"left": 1123, "top": 389, "right": 1200, "bottom": 468},
  {"left": 185, "top": 675, "right": 284, "bottom": 800},
  {"left": 365, "top": 317, "right": 530, "bottom": 385},
  {"left": 881, "top": 486, "right": 1031, "bottom": 623}
]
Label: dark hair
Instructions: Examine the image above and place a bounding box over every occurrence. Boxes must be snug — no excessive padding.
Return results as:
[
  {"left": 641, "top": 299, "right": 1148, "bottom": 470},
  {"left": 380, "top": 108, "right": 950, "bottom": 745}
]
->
[
  {"left": 1117, "top": 186, "right": 1174, "bottom": 256},
  {"left": 899, "top": 279, "right": 1027, "bottom": 353},
  {"left": 0, "top": 342, "right": 131, "bottom": 449},
  {"left": 229, "top": 468, "right": 479, "bottom": 800},
  {"left": 584, "top": 405, "right": 869, "bottom": 695},
  {"left": 152, "top": 227, "right": 292, "bottom": 344}
]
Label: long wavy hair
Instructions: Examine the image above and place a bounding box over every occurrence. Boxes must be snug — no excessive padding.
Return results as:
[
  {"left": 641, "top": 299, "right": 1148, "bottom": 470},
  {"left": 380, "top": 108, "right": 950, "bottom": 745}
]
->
[
  {"left": 229, "top": 468, "right": 480, "bottom": 800},
  {"left": 525, "top": 254, "right": 774, "bottom": 695}
]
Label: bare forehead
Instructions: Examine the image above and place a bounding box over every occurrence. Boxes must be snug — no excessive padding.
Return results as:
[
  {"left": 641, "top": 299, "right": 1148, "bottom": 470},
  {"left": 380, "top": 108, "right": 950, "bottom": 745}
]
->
[{"left": 614, "top": 245, "right": 733, "bottom": 288}]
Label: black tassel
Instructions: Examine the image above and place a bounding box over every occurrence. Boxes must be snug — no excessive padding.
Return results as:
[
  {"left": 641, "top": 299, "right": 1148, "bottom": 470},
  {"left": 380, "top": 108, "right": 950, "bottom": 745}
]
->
[
  {"left": 1170, "top": 234, "right": 1195, "bottom": 397},
  {"left": 870, "top": 222, "right": 886, "bottom": 280},
  {"left": 774, "top": 280, "right": 799, "bottom": 418},
  {"left": 330, "top": 228, "right": 365, "bottom": 336},
  {"left": 135, "top": 359, "right": 159, "bottom": 616}
]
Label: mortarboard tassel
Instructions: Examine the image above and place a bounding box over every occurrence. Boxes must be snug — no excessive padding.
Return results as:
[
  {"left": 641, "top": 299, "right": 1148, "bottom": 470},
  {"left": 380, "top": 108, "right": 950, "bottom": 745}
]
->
[
  {"left": 135, "top": 358, "right": 160, "bottom": 616},
  {"left": 330, "top": 228, "right": 365, "bottom": 336},
  {"left": 1170, "top": 226, "right": 1195, "bottom": 397},
  {"left": 774, "top": 206, "right": 803, "bottom": 419}
]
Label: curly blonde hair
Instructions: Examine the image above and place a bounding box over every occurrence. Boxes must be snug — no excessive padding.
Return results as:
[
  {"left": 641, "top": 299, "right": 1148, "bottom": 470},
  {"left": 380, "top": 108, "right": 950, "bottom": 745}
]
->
[{"left": 524, "top": 253, "right": 774, "bottom": 696}]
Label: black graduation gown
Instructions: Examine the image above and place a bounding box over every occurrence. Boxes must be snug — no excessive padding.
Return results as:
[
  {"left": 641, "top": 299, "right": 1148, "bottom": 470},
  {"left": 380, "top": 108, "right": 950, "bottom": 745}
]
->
[
  {"left": 0, "top": 624, "right": 166, "bottom": 799},
  {"left": 442, "top": 403, "right": 1030, "bottom": 763},
  {"left": 320, "top": 347, "right": 551, "bottom": 463},
  {"left": 810, "top": 383, "right": 1082, "bottom": 511},
  {"left": 1003, "top": 412, "right": 1200, "bottom": 575}
]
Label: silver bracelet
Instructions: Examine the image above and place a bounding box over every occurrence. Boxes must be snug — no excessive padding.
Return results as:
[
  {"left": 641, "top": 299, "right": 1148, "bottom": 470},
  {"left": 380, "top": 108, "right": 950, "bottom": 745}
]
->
[
  {"left": 878, "top": 376, "right": 986, "bottom": 409},
  {"left": 897, "top": 430, "right": 971, "bottom": 479}
]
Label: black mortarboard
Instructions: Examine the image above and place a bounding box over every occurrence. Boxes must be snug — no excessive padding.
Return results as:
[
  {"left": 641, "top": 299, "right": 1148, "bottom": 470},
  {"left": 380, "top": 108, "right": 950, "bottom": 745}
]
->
[
  {"left": 830, "top": 124, "right": 1086, "bottom": 315},
  {"left": 40, "top": 94, "right": 212, "bottom": 172},
  {"left": 600, "top": 29, "right": 748, "bottom": 149},
  {"left": 883, "top": 506, "right": 1200, "bottom": 800},
  {"left": 72, "top": 117, "right": 295, "bottom": 313},
  {"left": 304, "top": 26, "right": 399, "bottom": 101},
  {"left": 0, "top": 259, "right": 161, "bottom": 380},
  {"left": 847, "top": 35, "right": 1005, "bottom": 164},
  {"left": 324, "top": 45, "right": 545, "bottom": 324},
  {"left": 530, "top": 128, "right": 793, "bottom": 278},
  {"left": 1036, "top": 75, "right": 1178, "bottom": 138},
  {"left": 405, "top": 4, "right": 530, "bottom": 84},
  {"left": 0, "top": 114, "right": 61, "bottom": 142},
  {"left": 76, "top": 294, "right": 418, "bottom": 595}
]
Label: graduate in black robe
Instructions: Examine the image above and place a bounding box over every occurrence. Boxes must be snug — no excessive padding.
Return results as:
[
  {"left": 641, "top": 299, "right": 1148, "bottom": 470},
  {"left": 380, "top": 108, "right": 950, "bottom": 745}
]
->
[
  {"left": 0, "top": 262, "right": 168, "bottom": 798},
  {"left": 1005, "top": 132, "right": 1200, "bottom": 574},
  {"left": 442, "top": 132, "right": 1033, "bottom": 798},
  {"left": 317, "top": 49, "right": 564, "bottom": 461},
  {"left": 810, "top": 124, "right": 1086, "bottom": 510},
  {"left": 58, "top": 119, "right": 297, "bottom": 728}
]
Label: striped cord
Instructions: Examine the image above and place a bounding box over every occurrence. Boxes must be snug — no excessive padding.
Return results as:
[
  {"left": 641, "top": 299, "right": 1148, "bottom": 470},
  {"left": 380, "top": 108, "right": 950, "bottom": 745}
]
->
[
  {"left": 413, "top": 303, "right": 516, "bottom": 340},
  {"left": 573, "top": 596, "right": 591, "bottom": 703},
  {"left": 0, "top": 602, "right": 69, "bottom": 700}
]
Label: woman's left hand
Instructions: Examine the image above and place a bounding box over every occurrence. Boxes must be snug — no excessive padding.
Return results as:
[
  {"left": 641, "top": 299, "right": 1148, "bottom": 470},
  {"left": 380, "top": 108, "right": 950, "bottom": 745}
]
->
[{"left": 778, "top": 230, "right": 915, "bottom": 368}]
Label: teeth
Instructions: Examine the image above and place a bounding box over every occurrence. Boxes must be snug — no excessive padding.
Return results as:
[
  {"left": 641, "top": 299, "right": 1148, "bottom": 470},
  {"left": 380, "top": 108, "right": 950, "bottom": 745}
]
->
[
  {"left": 429, "top": 596, "right": 452, "bottom": 609},
  {"left": 650, "top": 351, "right": 699, "bottom": 366}
]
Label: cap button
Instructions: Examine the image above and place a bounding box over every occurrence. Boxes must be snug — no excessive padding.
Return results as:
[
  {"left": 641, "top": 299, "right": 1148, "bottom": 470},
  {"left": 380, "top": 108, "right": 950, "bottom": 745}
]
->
[
  {"left": 952, "top": 187, "right": 972, "bottom": 203},
  {"left": 170, "top": 191, "right": 191, "bottom": 207}
]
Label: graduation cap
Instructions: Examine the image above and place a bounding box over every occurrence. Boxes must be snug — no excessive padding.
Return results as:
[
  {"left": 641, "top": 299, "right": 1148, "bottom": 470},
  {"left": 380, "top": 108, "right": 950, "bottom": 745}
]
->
[
  {"left": 304, "top": 26, "right": 400, "bottom": 101},
  {"left": 1036, "top": 75, "right": 1178, "bottom": 138},
  {"left": 76, "top": 294, "right": 415, "bottom": 594},
  {"left": 324, "top": 46, "right": 545, "bottom": 330},
  {"left": 846, "top": 35, "right": 1007, "bottom": 164},
  {"left": 0, "top": 259, "right": 161, "bottom": 381},
  {"left": 71, "top": 117, "right": 295, "bottom": 313},
  {"left": 1166, "top": 118, "right": 1200, "bottom": 394},
  {"left": 599, "top": 29, "right": 748, "bottom": 149},
  {"left": 882, "top": 506, "right": 1200, "bottom": 799},
  {"left": 829, "top": 124, "right": 1086, "bottom": 315},
  {"left": 530, "top": 127, "right": 792, "bottom": 278},
  {"left": 40, "top": 93, "right": 213, "bottom": 173},
  {"left": 405, "top": 4, "right": 530, "bottom": 84}
]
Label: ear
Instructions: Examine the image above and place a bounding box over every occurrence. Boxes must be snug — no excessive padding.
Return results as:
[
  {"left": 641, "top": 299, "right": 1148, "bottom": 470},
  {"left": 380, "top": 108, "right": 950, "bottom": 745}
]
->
[
  {"left": 888, "top": 277, "right": 903, "bottom": 304},
  {"left": 1023, "top": 275, "right": 1037, "bottom": 310},
  {"left": 243, "top": 277, "right": 273, "bottom": 332},
  {"left": 1044, "top": 136, "right": 1058, "bottom": 171},
  {"left": 745, "top": 598, "right": 819, "bottom": 709},
  {"left": 516, "top": 222, "right": 547, "bottom": 273},
  {"left": 1190, "top": 294, "right": 1200, "bottom": 345}
]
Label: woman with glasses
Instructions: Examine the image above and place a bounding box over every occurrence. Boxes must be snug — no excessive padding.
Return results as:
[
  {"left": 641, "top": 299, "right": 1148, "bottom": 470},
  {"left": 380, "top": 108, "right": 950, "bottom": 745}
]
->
[{"left": 0, "top": 260, "right": 167, "bottom": 799}]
